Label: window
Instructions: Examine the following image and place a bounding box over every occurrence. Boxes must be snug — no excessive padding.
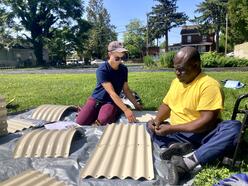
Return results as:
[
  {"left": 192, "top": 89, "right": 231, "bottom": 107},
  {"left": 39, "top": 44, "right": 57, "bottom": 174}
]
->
[
  {"left": 187, "top": 35, "right": 192, "bottom": 43},
  {"left": 202, "top": 36, "right": 207, "bottom": 42},
  {"left": 200, "top": 46, "right": 206, "bottom": 52}
]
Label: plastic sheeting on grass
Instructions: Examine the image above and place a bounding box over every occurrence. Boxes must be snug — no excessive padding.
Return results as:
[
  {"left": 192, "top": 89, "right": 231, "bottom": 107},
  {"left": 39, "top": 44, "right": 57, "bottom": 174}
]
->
[{"left": 0, "top": 110, "right": 196, "bottom": 186}]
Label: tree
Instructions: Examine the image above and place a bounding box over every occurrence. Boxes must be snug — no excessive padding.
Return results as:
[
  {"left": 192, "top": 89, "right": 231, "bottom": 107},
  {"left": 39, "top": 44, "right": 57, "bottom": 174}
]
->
[
  {"left": 0, "top": 6, "right": 14, "bottom": 48},
  {"left": 123, "top": 19, "right": 146, "bottom": 59},
  {"left": 228, "top": 0, "right": 248, "bottom": 46},
  {"left": 193, "top": 0, "right": 227, "bottom": 52},
  {"left": 86, "top": 0, "right": 117, "bottom": 59},
  {"left": 48, "top": 19, "right": 92, "bottom": 65},
  {"left": 148, "top": 0, "right": 188, "bottom": 52},
  {"left": 1, "top": 0, "right": 85, "bottom": 66}
]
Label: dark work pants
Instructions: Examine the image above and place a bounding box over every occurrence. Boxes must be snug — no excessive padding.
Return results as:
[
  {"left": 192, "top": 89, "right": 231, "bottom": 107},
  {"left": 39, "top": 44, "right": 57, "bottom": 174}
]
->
[
  {"left": 76, "top": 97, "right": 121, "bottom": 125},
  {"left": 151, "top": 120, "right": 241, "bottom": 165}
]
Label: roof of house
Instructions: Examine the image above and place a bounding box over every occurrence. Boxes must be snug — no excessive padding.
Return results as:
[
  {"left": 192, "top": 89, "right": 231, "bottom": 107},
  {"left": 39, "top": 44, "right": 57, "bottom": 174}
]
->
[
  {"left": 181, "top": 41, "right": 213, "bottom": 47},
  {"left": 180, "top": 25, "right": 200, "bottom": 35}
]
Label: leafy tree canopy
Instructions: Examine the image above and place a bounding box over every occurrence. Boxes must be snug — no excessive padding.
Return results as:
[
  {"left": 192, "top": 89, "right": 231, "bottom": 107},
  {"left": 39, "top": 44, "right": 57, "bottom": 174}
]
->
[
  {"left": 1, "top": 0, "right": 87, "bottom": 66},
  {"left": 124, "top": 19, "right": 146, "bottom": 59},
  {"left": 86, "top": 0, "right": 117, "bottom": 60},
  {"left": 148, "top": 0, "right": 188, "bottom": 51}
]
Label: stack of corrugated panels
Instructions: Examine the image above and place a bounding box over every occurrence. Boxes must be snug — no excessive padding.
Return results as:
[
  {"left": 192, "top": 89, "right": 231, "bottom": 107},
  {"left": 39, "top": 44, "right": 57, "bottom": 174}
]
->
[{"left": 0, "top": 96, "right": 8, "bottom": 136}]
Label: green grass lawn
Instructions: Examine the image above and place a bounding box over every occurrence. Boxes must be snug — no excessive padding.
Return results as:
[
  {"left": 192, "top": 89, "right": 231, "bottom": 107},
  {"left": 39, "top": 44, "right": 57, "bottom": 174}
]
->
[
  {"left": 0, "top": 71, "right": 248, "bottom": 185},
  {"left": 1, "top": 71, "right": 248, "bottom": 120}
]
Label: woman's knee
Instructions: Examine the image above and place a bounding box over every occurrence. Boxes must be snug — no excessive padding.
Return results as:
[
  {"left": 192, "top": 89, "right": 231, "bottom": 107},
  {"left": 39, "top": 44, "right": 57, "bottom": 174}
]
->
[
  {"left": 75, "top": 97, "right": 98, "bottom": 125},
  {"left": 98, "top": 104, "right": 119, "bottom": 125}
]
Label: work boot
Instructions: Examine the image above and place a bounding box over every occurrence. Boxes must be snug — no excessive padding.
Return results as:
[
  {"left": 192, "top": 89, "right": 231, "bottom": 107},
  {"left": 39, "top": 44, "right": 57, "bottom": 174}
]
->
[
  {"left": 168, "top": 155, "right": 190, "bottom": 185},
  {"left": 160, "top": 142, "right": 193, "bottom": 160}
]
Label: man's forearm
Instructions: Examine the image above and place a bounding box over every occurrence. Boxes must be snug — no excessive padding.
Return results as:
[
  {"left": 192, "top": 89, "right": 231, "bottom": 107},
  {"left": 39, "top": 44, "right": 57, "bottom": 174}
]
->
[{"left": 155, "top": 103, "right": 170, "bottom": 123}]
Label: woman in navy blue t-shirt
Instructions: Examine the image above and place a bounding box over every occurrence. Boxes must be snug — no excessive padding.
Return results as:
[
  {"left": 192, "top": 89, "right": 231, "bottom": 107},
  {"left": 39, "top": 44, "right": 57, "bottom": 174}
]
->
[{"left": 76, "top": 41, "right": 143, "bottom": 125}]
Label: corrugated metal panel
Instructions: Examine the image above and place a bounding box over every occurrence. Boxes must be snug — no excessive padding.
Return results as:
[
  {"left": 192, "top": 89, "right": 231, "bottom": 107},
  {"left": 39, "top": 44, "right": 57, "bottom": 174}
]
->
[
  {"left": 13, "top": 128, "right": 80, "bottom": 158},
  {"left": 7, "top": 119, "right": 36, "bottom": 133},
  {"left": 31, "top": 104, "right": 77, "bottom": 122},
  {"left": 0, "top": 170, "right": 66, "bottom": 186},
  {"left": 81, "top": 123, "right": 154, "bottom": 180},
  {"left": 0, "top": 96, "right": 8, "bottom": 136}
]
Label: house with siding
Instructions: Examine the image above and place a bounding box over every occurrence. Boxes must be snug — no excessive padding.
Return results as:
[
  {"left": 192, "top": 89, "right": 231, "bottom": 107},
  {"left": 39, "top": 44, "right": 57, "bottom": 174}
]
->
[
  {"left": 166, "top": 25, "right": 215, "bottom": 53},
  {"left": 180, "top": 25, "right": 215, "bottom": 52},
  {"left": 234, "top": 42, "right": 248, "bottom": 59},
  {"left": 0, "top": 48, "right": 48, "bottom": 67}
]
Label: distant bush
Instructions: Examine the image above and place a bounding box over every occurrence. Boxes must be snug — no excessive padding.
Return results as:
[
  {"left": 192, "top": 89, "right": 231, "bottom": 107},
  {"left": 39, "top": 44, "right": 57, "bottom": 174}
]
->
[
  {"left": 201, "top": 52, "right": 219, "bottom": 67},
  {"left": 201, "top": 52, "right": 248, "bottom": 67},
  {"left": 159, "top": 51, "right": 176, "bottom": 68},
  {"left": 145, "top": 51, "right": 248, "bottom": 68},
  {"left": 143, "top": 55, "right": 155, "bottom": 67}
]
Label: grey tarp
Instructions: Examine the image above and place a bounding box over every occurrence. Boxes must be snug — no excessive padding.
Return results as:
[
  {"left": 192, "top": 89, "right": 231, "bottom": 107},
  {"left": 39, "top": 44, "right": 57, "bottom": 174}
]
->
[{"left": 0, "top": 110, "right": 196, "bottom": 186}]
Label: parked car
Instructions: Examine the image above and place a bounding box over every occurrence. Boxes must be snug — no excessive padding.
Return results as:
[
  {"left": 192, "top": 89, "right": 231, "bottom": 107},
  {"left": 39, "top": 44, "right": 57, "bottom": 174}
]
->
[
  {"left": 66, "top": 59, "right": 84, "bottom": 65},
  {"left": 90, "top": 59, "right": 105, "bottom": 65},
  {"left": 226, "top": 52, "right": 234, "bottom": 57},
  {"left": 66, "top": 59, "right": 78, "bottom": 65},
  {"left": 78, "top": 60, "right": 84, "bottom": 65}
]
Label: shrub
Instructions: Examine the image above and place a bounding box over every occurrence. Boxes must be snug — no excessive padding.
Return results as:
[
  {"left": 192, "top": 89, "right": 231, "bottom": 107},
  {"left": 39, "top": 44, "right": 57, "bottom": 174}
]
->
[
  {"left": 236, "top": 57, "right": 248, "bottom": 67},
  {"left": 143, "top": 55, "right": 155, "bottom": 67},
  {"left": 194, "top": 166, "right": 231, "bottom": 186},
  {"left": 159, "top": 51, "right": 176, "bottom": 68},
  {"left": 201, "top": 52, "right": 248, "bottom": 67},
  {"left": 201, "top": 52, "right": 220, "bottom": 67}
]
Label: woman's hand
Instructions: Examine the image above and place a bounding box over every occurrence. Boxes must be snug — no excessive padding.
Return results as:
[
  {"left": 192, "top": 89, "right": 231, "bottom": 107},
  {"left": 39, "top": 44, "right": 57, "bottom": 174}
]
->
[{"left": 124, "top": 108, "right": 137, "bottom": 123}]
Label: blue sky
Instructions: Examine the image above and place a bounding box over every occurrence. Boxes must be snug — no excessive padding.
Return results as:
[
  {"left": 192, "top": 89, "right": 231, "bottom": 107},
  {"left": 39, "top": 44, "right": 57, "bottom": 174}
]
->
[{"left": 99, "top": 0, "right": 203, "bottom": 45}]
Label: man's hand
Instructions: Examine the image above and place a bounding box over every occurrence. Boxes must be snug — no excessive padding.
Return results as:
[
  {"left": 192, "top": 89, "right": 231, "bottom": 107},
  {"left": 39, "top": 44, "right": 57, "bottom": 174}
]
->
[
  {"left": 155, "top": 123, "right": 171, "bottom": 136},
  {"left": 147, "top": 119, "right": 155, "bottom": 133},
  {"left": 147, "top": 118, "right": 160, "bottom": 133},
  {"left": 124, "top": 108, "right": 137, "bottom": 123}
]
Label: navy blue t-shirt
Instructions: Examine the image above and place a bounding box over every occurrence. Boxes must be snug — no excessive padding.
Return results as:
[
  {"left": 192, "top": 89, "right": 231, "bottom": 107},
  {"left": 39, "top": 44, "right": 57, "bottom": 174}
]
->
[{"left": 91, "top": 61, "right": 128, "bottom": 103}]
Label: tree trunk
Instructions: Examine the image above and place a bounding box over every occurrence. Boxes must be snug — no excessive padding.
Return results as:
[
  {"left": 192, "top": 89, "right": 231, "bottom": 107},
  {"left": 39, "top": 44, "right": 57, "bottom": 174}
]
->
[
  {"left": 165, "top": 30, "right": 169, "bottom": 52},
  {"left": 33, "top": 39, "right": 45, "bottom": 66},
  {"left": 215, "top": 25, "right": 220, "bottom": 52}
]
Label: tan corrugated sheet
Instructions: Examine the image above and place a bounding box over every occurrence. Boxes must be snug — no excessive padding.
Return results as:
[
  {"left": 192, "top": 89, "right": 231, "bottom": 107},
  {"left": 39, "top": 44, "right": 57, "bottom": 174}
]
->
[
  {"left": 31, "top": 104, "right": 77, "bottom": 122},
  {"left": 0, "top": 170, "right": 66, "bottom": 186},
  {"left": 13, "top": 128, "right": 80, "bottom": 158},
  {"left": 7, "top": 118, "right": 36, "bottom": 133},
  {"left": 0, "top": 97, "right": 8, "bottom": 136},
  {"left": 81, "top": 123, "right": 154, "bottom": 180}
]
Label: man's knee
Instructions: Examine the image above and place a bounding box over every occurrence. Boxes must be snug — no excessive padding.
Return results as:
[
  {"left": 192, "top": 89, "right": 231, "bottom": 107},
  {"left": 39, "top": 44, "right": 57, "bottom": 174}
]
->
[{"left": 218, "top": 120, "right": 241, "bottom": 134}]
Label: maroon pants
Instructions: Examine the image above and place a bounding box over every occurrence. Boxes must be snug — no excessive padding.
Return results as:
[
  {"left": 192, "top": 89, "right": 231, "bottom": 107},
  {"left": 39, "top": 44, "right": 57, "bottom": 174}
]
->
[{"left": 76, "top": 97, "right": 121, "bottom": 125}]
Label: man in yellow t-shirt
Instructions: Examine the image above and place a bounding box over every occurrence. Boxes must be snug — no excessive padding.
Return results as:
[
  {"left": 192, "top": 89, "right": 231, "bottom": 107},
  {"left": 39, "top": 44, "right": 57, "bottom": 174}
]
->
[{"left": 147, "top": 47, "right": 241, "bottom": 185}]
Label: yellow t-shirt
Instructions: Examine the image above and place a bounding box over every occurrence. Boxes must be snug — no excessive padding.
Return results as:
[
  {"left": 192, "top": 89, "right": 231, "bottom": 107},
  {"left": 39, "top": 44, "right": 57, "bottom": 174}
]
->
[{"left": 163, "top": 73, "right": 224, "bottom": 125}]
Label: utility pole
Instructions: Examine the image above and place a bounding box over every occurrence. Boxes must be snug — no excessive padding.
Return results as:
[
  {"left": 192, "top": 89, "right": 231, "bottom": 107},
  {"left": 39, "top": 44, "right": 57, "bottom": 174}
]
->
[
  {"left": 225, "top": 13, "right": 228, "bottom": 55},
  {"left": 146, "top": 13, "right": 149, "bottom": 56},
  {"left": 220, "top": 0, "right": 228, "bottom": 55}
]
